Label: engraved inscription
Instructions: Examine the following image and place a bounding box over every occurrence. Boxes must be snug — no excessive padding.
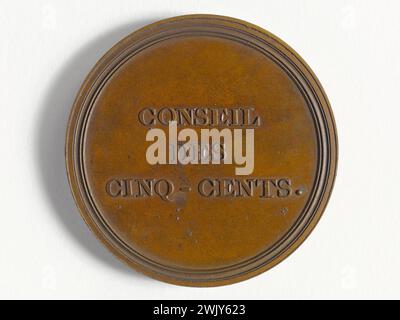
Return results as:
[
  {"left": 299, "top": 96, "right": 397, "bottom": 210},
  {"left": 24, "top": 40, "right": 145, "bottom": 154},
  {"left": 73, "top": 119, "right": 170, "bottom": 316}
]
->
[
  {"left": 138, "top": 107, "right": 261, "bottom": 127},
  {"left": 141, "top": 107, "right": 260, "bottom": 175},
  {"left": 106, "top": 178, "right": 174, "bottom": 201},
  {"left": 105, "top": 177, "right": 302, "bottom": 201},
  {"left": 198, "top": 178, "right": 292, "bottom": 198},
  {"left": 105, "top": 107, "right": 305, "bottom": 202}
]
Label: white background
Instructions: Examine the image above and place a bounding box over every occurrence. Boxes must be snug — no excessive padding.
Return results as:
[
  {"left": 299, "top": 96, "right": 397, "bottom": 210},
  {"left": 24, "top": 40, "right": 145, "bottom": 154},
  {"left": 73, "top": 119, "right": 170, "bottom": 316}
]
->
[{"left": 1, "top": 0, "right": 399, "bottom": 299}]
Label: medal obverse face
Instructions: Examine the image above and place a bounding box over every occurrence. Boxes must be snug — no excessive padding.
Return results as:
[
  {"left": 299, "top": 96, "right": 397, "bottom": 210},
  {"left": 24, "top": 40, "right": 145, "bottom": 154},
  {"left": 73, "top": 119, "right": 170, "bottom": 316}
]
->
[{"left": 66, "top": 15, "right": 337, "bottom": 286}]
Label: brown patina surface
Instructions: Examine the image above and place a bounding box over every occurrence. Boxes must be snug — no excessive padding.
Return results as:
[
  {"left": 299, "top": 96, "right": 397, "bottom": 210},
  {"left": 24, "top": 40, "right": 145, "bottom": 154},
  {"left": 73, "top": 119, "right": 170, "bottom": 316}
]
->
[{"left": 66, "top": 15, "right": 337, "bottom": 286}]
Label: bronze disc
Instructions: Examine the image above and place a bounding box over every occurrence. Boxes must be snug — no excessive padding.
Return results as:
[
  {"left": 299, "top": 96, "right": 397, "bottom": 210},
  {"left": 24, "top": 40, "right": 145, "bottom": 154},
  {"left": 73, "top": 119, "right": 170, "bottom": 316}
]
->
[{"left": 66, "top": 14, "right": 337, "bottom": 286}]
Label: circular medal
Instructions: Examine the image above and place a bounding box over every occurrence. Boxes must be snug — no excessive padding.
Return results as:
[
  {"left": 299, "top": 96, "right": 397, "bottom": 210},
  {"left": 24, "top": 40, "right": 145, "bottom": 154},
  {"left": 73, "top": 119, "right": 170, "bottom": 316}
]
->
[{"left": 66, "top": 14, "right": 337, "bottom": 286}]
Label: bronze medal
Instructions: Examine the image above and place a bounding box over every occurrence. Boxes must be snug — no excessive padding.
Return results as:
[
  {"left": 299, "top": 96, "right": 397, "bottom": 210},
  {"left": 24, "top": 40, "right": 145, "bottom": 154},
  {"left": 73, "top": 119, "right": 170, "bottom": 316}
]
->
[{"left": 66, "top": 15, "right": 337, "bottom": 286}]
